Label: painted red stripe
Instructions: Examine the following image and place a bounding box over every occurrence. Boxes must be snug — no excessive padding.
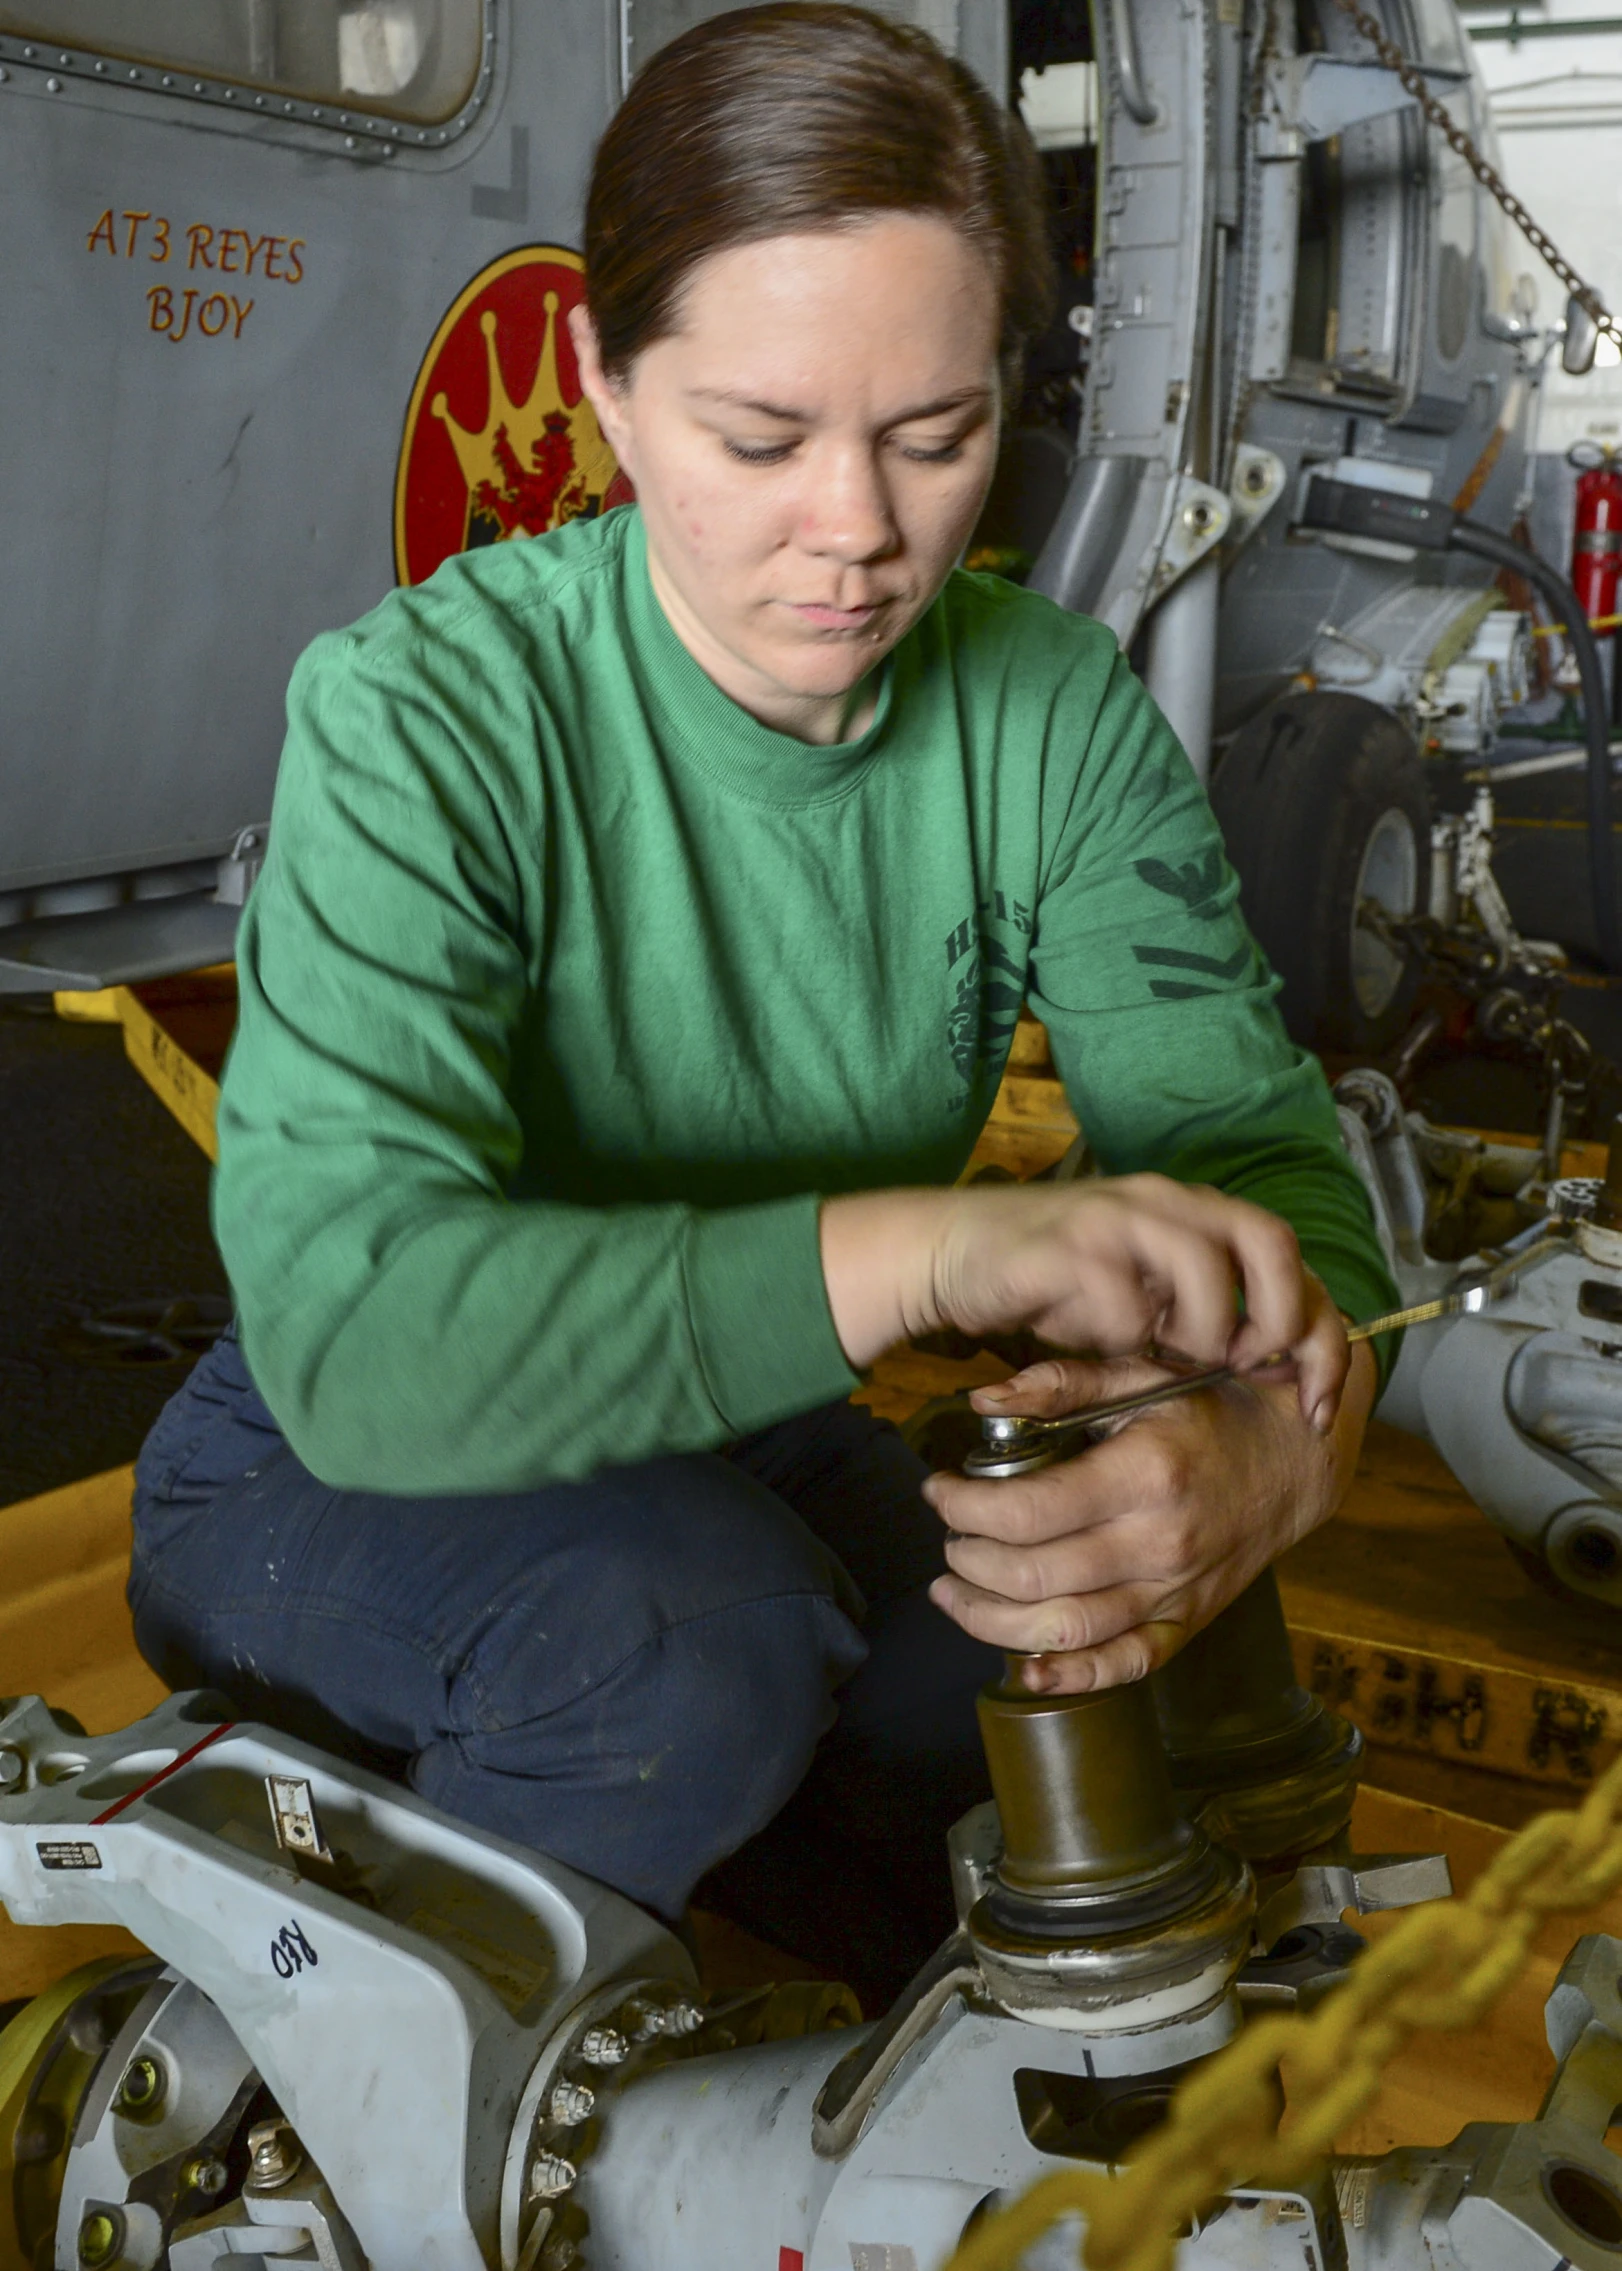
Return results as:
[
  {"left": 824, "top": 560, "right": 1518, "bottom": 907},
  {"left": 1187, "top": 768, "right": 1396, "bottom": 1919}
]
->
[
  {"left": 778, "top": 2252, "right": 804, "bottom": 2271},
  {"left": 90, "top": 1720, "right": 236, "bottom": 1825}
]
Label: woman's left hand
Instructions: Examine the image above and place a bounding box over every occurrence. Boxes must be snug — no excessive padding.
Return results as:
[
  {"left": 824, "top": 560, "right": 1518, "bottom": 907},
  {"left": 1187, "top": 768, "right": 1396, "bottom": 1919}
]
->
[{"left": 922, "top": 1300, "right": 1378, "bottom": 1693}]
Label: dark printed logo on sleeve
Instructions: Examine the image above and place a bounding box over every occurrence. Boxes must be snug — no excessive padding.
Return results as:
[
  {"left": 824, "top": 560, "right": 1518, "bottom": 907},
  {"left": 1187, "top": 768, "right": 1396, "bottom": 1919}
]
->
[
  {"left": 1131, "top": 850, "right": 1252, "bottom": 999},
  {"left": 37, "top": 1840, "right": 103, "bottom": 1871}
]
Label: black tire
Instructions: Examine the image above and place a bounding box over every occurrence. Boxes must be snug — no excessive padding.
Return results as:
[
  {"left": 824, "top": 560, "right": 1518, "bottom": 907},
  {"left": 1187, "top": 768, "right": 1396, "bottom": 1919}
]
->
[{"left": 1209, "top": 691, "right": 1430, "bottom": 1054}]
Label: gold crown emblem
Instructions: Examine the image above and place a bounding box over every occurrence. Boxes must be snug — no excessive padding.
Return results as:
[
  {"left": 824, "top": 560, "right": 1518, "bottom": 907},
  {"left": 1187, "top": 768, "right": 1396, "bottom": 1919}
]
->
[{"left": 431, "top": 289, "right": 620, "bottom": 540}]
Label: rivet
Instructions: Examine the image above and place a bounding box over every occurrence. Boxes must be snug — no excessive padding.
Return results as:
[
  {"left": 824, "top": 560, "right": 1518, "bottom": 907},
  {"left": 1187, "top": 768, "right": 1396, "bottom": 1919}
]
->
[
  {"left": 58, "top": 51, "right": 69, "bottom": 62},
  {"left": 193, "top": 79, "right": 204, "bottom": 91},
  {"left": 283, "top": 100, "right": 293, "bottom": 111},
  {"left": 95, "top": 57, "right": 106, "bottom": 71},
  {"left": 344, "top": 133, "right": 356, "bottom": 149},
  {"left": 22, "top": 44, "right": 36, "bottom": 57},
  {"left": 127, "top": 65, "right": 139, "bottom": 77},
  {"left": 162, "top": 73, "right": 174, "bottom": 85},
  {"left": 223, "top": 85, "right": 235, "bottom": 97},
  {"left": 45, "top": 74, "right": 61, "bottom": 90},
  {"left": 253, "top": 92, "right": 265, "bottom": 104}
]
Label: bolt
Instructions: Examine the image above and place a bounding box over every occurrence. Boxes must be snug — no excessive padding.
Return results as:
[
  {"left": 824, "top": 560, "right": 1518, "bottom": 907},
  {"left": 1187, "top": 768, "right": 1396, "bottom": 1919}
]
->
[
  {"left": 247, "top": 2116, "right": 304, "bottom": 2191},
  {"left": 0, "top": 1747, "right": 24, "bottom": 1790},
  {"left": 657, "top": 2000, "right": 705, "bottom": 2036},
  {"left": 1244, "top": 463, "right": 1270, "bottom": 493},
  {"left": 549, "top": 2080, "right": 595, "bottom": 2125},
  {"left": 183, "top": 2154, "right": 229, "bottom": 2196},
  {"left": 528, "top": 2151, "right": 577, "bottom": 2200},
  {"left": 78, "top": 2210, "right": 123, "bottom": 2267},
  {"left": 117, "top": 2056, "right": 164, "bottom": 2115},
  {"left": 578, "top": 2025, "right": 628, "bottom": 2067}
]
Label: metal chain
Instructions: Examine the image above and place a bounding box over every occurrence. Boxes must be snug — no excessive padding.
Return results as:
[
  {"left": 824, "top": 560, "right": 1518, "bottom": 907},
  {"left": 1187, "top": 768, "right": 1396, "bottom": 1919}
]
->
[
  {"left": 945, "top": 1743, "right": 1622, "bottom": 2271},
  {"left": 1322, "top": 0, "right": 1622, "bottom": 348}
]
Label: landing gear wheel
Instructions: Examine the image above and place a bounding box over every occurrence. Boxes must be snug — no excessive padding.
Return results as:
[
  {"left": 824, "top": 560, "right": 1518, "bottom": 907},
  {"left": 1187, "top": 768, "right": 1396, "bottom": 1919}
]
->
[{"left": 1209, "top": 692, "right": 1429, "bottom": 1054}]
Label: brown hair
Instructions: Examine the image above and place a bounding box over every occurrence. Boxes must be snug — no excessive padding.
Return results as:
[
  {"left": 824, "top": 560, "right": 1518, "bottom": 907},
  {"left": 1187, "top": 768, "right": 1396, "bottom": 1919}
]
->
[{"left": 584, "top": 2, "right": 1051, "bottom": 384}]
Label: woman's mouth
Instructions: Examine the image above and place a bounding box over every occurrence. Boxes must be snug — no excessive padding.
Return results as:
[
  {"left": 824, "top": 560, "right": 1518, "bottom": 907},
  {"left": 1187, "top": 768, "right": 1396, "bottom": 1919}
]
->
[{"left": 787, "top": 599, "right": 887, "bottom": 633}]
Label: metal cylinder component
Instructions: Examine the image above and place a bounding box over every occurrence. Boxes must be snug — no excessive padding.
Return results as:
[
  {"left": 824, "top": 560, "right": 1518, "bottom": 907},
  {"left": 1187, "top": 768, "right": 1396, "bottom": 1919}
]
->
[
  {"left": 977, "top": 1672, "right": 1191, "bottom": 1902},
  {"left": 1151, "top": 1572, "right": 1363, "bottom": 1861},
  {"left": 1144, "top": 553, "right": 1220, "bottom": 782},
  {"left": 578, "top": 2026, "right": 629, "bottom": 2068},
  {"left": 969, "top": 1660, "right": 1253, "bottom": 2027}
]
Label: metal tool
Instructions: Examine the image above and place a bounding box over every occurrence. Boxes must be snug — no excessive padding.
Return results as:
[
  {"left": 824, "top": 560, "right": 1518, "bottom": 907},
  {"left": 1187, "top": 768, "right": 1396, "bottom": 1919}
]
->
[{"left": 962, "top": 1247, "right": 1565, "bottom": 1479}]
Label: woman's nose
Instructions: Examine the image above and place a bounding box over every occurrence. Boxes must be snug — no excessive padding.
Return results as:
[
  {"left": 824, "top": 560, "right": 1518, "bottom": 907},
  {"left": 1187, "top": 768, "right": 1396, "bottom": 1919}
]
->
[{"left": 799, "top": 447, "right": 898, "bottom": 563}]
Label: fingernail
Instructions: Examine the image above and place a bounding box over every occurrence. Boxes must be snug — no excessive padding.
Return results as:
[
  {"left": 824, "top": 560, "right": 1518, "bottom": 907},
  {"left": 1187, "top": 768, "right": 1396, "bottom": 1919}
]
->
[
  {"left": 1311, "top": 1397, "right": 1334, "bottom": 1434},
  {"left": 920, "top": 1477, "right": 941, "bottom": 1508},
  {"left": 978, "top": 1382, "right": 1016, "bottom": 1403}
]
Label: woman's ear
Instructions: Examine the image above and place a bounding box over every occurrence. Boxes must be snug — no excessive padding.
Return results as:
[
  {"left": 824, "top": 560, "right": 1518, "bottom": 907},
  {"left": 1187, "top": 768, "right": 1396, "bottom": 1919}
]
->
[{"left": 569, "top": 303, "right": 635, "bottom": 474}]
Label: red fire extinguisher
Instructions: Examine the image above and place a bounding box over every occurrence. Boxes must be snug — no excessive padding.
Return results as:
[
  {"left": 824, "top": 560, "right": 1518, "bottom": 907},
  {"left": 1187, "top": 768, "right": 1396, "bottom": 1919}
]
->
[{"left": 1570, "top": 440, "right": 1622, "bottom": 627}]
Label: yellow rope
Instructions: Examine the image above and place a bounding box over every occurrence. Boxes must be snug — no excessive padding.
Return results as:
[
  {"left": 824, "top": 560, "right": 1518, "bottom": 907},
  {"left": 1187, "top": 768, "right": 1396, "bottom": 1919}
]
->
[{"left": 946, "top": 1754, "right": 1622, "bottom": 2271}]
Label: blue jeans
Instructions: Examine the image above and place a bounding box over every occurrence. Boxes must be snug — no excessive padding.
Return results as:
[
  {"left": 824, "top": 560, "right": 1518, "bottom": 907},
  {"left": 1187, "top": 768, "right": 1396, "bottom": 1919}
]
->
[{"left": 130, "top": 1330, "right": 999, "bottom": 2002}]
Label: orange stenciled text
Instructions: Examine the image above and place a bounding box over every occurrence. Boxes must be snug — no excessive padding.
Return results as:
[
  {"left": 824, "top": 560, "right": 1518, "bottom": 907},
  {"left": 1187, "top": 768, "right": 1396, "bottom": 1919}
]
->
[
  {"left": 88, "top": 207, "right": 305, "bottom": 337},
  {"left": 147, "top": 287, "right": 256, "bottom": 343}
]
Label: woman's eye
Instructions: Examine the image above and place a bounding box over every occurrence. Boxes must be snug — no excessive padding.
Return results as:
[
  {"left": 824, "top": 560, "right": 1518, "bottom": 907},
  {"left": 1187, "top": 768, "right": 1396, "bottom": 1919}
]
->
[
  {"left": 723, "top": 438, "right": 796, "bottom": 466},
  {"left": 898, "top": 438, "right": 966, "bottom": 464}
]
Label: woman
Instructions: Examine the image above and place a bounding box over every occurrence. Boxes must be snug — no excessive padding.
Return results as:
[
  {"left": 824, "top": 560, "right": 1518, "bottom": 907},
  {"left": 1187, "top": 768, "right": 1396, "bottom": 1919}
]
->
[{"left": 131, "top": 2, "right": 1393, "bottom": 2001}]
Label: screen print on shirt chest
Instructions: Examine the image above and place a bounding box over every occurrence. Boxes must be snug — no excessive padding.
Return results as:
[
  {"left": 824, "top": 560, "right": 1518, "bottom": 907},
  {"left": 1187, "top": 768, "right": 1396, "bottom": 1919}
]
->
[{"left": 522, "top": 852, "right": 1026, "bottom": 1194}]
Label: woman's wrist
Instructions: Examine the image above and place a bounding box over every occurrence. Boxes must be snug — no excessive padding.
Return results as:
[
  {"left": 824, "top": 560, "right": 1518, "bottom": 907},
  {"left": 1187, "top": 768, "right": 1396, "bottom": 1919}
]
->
[{"left": 819, "top": 1188, "right": 957, "bottom": 1368}]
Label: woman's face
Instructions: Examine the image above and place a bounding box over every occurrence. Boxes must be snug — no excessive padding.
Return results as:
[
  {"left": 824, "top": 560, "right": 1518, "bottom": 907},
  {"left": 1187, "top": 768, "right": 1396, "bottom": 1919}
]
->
[{"left": 572, "top": 213, "right": 1002, "bottom": 744}]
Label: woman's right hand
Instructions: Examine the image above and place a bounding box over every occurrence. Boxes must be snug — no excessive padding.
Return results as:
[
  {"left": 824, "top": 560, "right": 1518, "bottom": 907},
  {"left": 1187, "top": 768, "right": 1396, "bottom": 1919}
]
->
[{"left": 819, "top": 1176, "right": 1344, "bottom": 1426}]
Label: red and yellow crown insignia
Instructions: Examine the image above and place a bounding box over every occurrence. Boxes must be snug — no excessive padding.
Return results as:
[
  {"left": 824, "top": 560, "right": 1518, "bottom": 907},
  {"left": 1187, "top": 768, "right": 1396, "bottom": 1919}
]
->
[{"left": 394, "top": 245, "right": 633, "bottom": 587}]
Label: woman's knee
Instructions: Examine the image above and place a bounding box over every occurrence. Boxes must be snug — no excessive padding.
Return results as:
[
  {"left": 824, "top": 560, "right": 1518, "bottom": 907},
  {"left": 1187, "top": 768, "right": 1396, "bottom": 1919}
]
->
[{"left": 418, "top": 1579, "right": 867, "bottom": 1917}]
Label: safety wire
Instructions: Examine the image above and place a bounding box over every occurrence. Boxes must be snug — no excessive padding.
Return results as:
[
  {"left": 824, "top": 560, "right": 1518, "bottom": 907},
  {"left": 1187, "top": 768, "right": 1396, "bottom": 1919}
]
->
[
  {"left": 1321, "top": 0, "right": 1622, "bottom": 354},
  {"left": 945, "top": 1747, "right": 1622, "bottom": 2271}
]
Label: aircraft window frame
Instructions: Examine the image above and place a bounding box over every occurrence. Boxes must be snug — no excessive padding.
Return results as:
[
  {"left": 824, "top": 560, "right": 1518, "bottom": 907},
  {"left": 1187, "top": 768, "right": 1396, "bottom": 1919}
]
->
[{"left": 0, "top": 0, "right": 492, "bottom": 145}]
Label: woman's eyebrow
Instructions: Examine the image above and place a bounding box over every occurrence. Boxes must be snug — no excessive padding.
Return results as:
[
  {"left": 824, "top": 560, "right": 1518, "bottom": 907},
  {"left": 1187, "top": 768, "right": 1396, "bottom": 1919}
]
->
[{"left": 687, "top": 384, "right": 994, "bottom": 423}]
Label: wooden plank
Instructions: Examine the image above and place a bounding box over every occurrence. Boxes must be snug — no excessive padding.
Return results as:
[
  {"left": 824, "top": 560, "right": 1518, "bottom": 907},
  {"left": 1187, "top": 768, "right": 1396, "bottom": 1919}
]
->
[
  {"left": 0, "top": 1470, "right": 168, "bottom": 2005},
  {"left": 1277, "top": 1423, "right": 1622, "bottom": 1818},
  {"left": 1336, "top": 1783, "right": 1622, "bottom": 2151},
  {"left": 0, "top": 1469, "right": 165, "bottom": 1739}
]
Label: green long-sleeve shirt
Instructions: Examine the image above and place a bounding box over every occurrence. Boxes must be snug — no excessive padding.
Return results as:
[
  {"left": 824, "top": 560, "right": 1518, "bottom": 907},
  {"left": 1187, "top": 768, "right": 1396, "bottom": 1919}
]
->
[{"left": 217, "top": 505, "right": 1396, "bottom": 1492}]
